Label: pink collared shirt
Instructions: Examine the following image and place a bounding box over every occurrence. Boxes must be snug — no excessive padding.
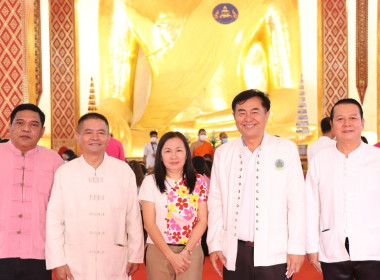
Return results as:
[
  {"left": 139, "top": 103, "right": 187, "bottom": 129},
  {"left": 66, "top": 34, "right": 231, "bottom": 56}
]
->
[
  {"left": 106, "top": 137, "right": 125, "bottom": 161},
  {"left": 0, "top": 141, "right": 63, "bottom": 260}
]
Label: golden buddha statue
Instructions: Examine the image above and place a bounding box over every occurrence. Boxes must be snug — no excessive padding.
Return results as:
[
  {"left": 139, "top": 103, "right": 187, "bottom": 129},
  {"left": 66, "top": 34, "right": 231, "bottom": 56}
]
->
[{"left": 97, "top": 0, "right": 308, "bottom": 156}]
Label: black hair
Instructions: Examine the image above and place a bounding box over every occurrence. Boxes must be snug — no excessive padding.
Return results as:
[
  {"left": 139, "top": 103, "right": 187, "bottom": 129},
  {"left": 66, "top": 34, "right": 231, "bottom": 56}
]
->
[
  {"left": 204, "top": 153, "right": 212, "bottom": 161},
  {"left": 154, "top": 132, "right": 196, "bottom": 194},
  {"left": 330, "top": 98, "right": 363, "bottom": 121},
  {"left": 77, "top": 112, "right": 109, "bottom": 132},
  {"left": 320, "top": 117, "right": 332, "bottom": 134},
  {"left": 198, "top": 128, "right": 206, "bottom": 135},
  {"left": 361, "top": 136, "right": 368, "bottom": 144},
  {"left": 192, "top": 156, "right": 206, "bottom": 175},
  {"left": 205, "top": 160, "right": 212, "bottom": 177},
  {"left": 150, "top": 131, "right": 158, "bottom": 137},
  {"left": 219, "top": 132, "right": 227, "bottom": 138},
  {"left": 232, "top": 89, "right": 270, "bottom": 113},
  {"left": 62, "top": 149, "right": 78, "bottom": 161},
  {"left": 10, "top": 103, "right": 45, "bottom": 126},
  {"left": 128, "top": 160, "right": 145, "bottom": 187}
]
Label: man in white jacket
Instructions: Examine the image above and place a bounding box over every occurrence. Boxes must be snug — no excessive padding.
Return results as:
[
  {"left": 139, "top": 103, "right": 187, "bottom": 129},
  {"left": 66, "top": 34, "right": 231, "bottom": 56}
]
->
[
  {"left": 306, "top": 98, "right": 380, "bottom": 279},
  {"left": 207, "top": 89, "right": 305, "bottom": 280},
  {"left": 307, "top": 116, "right": 335, "bottom": 164},
  {"left": 46, "top": 113, "right": 144, "bottom": 280}
]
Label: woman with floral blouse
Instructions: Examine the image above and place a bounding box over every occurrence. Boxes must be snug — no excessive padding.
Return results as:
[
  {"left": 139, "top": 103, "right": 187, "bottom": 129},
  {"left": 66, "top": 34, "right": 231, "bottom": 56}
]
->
[{"left": 139, "top": 132, "right": 209, "bottom": 280}]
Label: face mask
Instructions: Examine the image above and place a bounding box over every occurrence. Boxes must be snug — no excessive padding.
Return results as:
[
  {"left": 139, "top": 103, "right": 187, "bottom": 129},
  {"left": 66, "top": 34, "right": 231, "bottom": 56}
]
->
[
  {"left": 199, "top": 135, "right": 207, "bottom": 141},
  {"left": 222, "top": 138, "right": 228, "bottom": 144},
  {"left": 151, "top": 137, "right": 157, "bottom": 143}
]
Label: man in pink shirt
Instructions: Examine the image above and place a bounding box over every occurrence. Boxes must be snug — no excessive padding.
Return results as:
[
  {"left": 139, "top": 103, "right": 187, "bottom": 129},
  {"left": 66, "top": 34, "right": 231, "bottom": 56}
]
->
[
  {"left": 0, "top": 104, "right": 63, "bottom": 280},
  {"left": 106, "top": 134, "right": 125, "bottom": 161}
]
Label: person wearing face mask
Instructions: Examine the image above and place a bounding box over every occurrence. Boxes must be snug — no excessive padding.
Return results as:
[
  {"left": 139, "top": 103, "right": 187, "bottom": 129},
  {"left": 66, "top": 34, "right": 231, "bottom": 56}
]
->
[
  {"left": 144, "top": 131, "right": 158, "bottom": 174},
  {"left": 190, "top": 129, "right": 214, "bottom": 159},
  {"left": 216, "top": 132, "right": 228, "bottom": 149}
]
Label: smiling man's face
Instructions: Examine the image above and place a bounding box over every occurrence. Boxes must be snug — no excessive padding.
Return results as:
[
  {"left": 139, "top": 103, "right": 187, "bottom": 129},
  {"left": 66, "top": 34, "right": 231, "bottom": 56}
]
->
[
  {"left": 233, "top": 96, "right": 270, "bottom": 143},
  {"left": 76, "top": 118, "right": 110, "bottom": 156}
]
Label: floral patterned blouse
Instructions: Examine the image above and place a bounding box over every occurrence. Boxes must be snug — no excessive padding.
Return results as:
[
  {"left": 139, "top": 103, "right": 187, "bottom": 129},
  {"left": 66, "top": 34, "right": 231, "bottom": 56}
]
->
[{"left": 165, "top": 174, "right": 208, "bottom": 245}]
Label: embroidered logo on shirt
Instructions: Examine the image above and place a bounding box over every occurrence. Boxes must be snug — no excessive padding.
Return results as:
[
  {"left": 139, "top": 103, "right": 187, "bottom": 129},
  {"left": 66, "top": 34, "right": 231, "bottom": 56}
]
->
[{"left": 274, "top": 159, "right": 285, "bottom": 169}]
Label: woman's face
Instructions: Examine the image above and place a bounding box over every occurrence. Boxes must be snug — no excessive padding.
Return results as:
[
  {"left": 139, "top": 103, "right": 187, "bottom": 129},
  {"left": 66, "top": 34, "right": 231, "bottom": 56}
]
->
[{"left": 161, "top": 137, "right": 187, "bottom": 177}]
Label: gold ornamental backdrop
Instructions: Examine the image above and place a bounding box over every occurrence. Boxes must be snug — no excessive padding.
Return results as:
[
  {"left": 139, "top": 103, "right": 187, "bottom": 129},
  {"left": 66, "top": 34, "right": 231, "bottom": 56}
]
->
[
  {"left": 356, "top": 0, "right": 368, "bottom": 104},
  {"left": 320, "top": 0, "right": 349, "bottom": 118},
  {"left": 0, "top": 0, "right": 25, "bottom": 137},
  {"left": 49, "top": 0, "right": 79, "bottom": 151}
]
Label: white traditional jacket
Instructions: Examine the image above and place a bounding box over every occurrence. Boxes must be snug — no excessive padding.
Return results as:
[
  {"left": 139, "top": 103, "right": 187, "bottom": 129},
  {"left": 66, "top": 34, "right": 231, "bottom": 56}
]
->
[
  {"left": 207, "top": 133, "right": 305, "bottom": 270},
  {"left": 307, "top": 136, "right": 335, "bottom": 164},
  {"left": 306, "top": 143, "right": 380, "bottom": 262},
  {"left": 46, "top": 155, "right": 144, "bottom": 280}
]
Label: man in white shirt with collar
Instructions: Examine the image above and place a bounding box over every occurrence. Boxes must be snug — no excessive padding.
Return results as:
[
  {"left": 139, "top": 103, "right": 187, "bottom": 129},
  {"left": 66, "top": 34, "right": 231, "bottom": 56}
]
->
[
  {"left": 143, "top": 131, "right": 158, "bottom": 174},
  {"left": 207, "top": 89, "right": 305, "bottom": 280},
  {"left": 307, "top": 117, "right": 335, "bottom": 164},
  {"left": 46, "top": 113, "right": 144, "bottom": 280},
  {"left": 306, "top": 98, "right": 380, "bottom": 279}
]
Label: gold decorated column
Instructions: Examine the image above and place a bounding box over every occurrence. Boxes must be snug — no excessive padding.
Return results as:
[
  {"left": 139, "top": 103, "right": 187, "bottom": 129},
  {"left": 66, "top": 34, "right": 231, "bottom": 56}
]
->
[
  {"left": 49, "top": 0, "right": 80, "bottom": 151},
  {"left": 319, "top": 0, "right": 348, "bottom": 120},
  {"left": 356, "top": 0, "right": 368, "bottom": 104}
]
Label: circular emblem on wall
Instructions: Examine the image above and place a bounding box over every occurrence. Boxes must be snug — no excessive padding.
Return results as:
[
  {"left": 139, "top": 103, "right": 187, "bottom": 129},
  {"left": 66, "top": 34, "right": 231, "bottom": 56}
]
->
[{"left": 213, "top": 3, "right": 238, "bottom": 24}]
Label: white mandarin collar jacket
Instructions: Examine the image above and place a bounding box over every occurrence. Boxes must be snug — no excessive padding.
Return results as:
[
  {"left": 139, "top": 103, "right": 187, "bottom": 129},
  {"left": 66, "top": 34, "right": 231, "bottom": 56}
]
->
[
  {"left": 207, "top": 133, "right": 305, "bottom": 270},
  {"left": 306, "top": 143, "right": 380, "bottom": 262}
]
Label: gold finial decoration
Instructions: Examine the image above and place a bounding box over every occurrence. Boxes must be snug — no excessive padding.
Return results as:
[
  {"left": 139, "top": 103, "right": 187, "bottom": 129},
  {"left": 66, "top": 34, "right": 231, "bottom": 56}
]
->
[{"left": 88, "top": 77, "right": 97, "bottom": 112}]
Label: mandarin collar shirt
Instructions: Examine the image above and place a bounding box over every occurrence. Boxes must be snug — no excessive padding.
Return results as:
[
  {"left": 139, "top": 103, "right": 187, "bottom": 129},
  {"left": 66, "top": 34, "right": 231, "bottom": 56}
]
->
[
  {"left": 207, "top": 133, "right": 305, "bottom": 269},
  {"left": 46, "top": 155, "right": 144, "bottom": 279},
  {"left": 306, "top": 143, "right": 380, "bottom": 262},
  {"left": 0, "top": 141, "right": 63, "bottom": 259}
]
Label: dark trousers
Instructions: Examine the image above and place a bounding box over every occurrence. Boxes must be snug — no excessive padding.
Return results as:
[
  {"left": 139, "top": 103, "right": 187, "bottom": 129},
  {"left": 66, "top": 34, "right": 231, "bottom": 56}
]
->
[
  {"left": 321, "top": 237, "right": 380, "bottom": 280},
  {"left": 0, "top": 258, "right": 52, "bottom": 280},
  {"left": 223, "top": 240, "right": 288, "bottom": 280},
  {"left": 321, "top": 261, "right": 380, "bottom": 280}
]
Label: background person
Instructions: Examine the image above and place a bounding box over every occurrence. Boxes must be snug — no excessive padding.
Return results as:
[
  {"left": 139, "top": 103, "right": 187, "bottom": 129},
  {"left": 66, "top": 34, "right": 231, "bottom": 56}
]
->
[
  {"left": 143, "top": 131, "right": 158, "bottom": 174},
  {"left": 190, "top": 129, "right": 214, "bottom": 159},
  {"left": 307, "top": 117, "right": 335, "bottom": 163},
  {"left": 217, "top": 132, "right": 228, "bottom": 148},
  {"left": 106, "top": 133, "right": 125, "bottom": 161},
  {"left": 139, "top": 132, "right": 208, "bottom": 280},
  {"left": 61, "top": 149, "right": 77, "bottom": 162}
]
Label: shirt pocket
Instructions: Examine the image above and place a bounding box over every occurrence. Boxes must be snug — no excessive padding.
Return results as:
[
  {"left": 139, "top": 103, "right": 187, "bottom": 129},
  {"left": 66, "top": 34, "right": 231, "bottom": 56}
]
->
[{"left": 319, "top": 228, "right": 336, "bottom": 259}]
